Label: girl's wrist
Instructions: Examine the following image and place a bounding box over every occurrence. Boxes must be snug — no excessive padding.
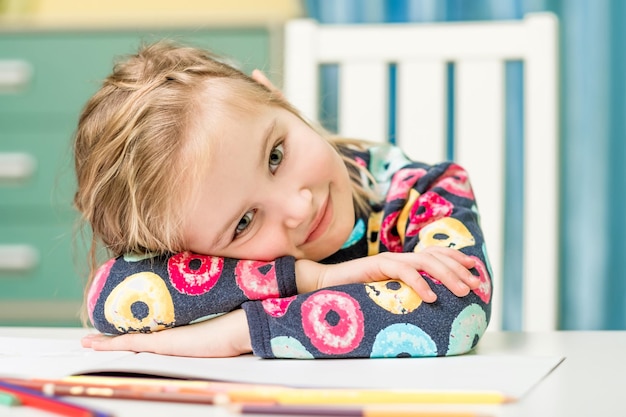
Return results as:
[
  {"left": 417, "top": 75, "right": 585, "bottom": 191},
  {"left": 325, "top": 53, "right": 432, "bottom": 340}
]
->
[
  {"left": 229, "top": 309, "right": 253, "bottom": 355},
  {"left": 294, "top": 259, "right": 323, "bottom": 293}
]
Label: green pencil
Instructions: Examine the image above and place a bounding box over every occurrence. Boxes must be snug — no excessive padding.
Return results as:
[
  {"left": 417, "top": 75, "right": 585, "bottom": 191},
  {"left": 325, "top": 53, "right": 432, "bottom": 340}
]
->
[{"left": 0, "top": 391, "right": 20, "bottom": 406}]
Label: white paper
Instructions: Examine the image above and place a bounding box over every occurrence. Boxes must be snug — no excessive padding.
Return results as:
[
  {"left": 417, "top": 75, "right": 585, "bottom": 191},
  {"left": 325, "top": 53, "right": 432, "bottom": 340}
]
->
[
  {"left": 0, "top": 336, "right": 564, "bottom": 399},
  {"left": 0, "top": 336, "right": 133, "bottom": 379}
]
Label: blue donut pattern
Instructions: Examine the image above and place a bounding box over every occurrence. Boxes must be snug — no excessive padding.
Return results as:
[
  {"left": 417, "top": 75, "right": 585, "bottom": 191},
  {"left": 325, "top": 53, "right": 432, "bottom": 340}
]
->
[
  {"left": 270, "top": 336, "right": 315, "bottom": 359},
  {"left": 341, "top": 218, "right": 365, "bottom": 249},
  {"left": 370, "top": 323, "right": 437, "bottom": 358},
  {"left": 447, "top": 304, "right": 488, "bottom": 355}
]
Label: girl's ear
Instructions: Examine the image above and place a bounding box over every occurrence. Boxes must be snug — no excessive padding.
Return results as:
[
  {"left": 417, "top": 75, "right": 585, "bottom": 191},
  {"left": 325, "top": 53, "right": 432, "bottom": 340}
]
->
[{"left": 251, "top": 69, "right": 285, "bottom": 100}]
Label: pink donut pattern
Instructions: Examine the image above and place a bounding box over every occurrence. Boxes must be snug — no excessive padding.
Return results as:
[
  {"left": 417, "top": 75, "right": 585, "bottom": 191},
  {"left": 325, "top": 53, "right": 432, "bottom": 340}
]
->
[
  {"left": 88, "top": 258, "right": 115, "bottom": 324},
  {"left": 301, "top": 290, "right": 365, "bottom": 355},
  {"left": 235, "top": 260, "right": 280, "bottom": 300},
  {"left": 470, "top": 256, "right": 492, "bottom": 303},
  {"left": 380, "top": 210, "right": 402, "bottom": 252},
  {"left": 262, "top": 295, "right": 297, "bottom": 317},
  {"left": 405, "top": 192, "right": 454, "bottom": 238},
  {"left": 437, "top": 164, "right": 475, "bottom": 199},
  {"left": 386, "top": 167, "right": 427, "bottom": 202},
  {"left": 167, "top": 251, "right": 223, "bottom": 295}
]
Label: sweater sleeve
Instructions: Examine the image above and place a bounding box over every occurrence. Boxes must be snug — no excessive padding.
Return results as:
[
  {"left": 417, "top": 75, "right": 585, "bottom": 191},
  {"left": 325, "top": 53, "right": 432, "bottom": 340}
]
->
[
  {"left": 87, "top": 252, "right": 297, "bottom": 335},
  {"left": 242, "top": 147, "right": 492, "bottom": 359}
]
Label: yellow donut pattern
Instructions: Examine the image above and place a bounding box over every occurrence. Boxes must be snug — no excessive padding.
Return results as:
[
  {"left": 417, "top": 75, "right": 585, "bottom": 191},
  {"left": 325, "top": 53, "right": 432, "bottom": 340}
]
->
[
  {"left": 367, "top": 210, "right": 384, "bottom": 256},
  {"left": 396, "top": 188, "right": 420, "bottom": 245},
  {"left": 104, "top": 272, "right": 175, "bottom": 333},
  {"left": 414, "top": 217, "right": 475, "bottom": 252},
  {"left": 365, "top": 280, "right": 422, "bottom": 314}
]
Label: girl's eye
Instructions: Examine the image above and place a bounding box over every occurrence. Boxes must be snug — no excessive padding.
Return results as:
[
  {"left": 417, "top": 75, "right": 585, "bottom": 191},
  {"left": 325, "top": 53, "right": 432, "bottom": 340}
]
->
[
  {"left": 235, "top": 210, "right": 255, "bottom": 238},
  {"left": 268, "top": 143, "right": 284, "bottom": 174}
]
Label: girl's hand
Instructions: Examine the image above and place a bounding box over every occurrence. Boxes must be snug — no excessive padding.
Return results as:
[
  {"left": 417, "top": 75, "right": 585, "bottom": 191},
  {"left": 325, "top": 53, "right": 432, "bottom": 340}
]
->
[
  {"left": 296, "top": 247, "right": 479, "bottom": 303},
  {"left": 81, "top": 309, "right": 251, "bottom": 357}
]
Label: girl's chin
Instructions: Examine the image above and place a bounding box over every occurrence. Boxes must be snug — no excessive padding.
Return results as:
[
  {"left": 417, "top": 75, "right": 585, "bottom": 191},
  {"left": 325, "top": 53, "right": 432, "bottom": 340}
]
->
[{"left": 307, "top": 237, "right": 350, "bottom": 261}]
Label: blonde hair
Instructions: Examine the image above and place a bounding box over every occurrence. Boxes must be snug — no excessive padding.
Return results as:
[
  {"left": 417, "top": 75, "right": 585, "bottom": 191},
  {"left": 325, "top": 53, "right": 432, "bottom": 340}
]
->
[{"left": 73, "top": 41, "right": 377, "bottom": 311}]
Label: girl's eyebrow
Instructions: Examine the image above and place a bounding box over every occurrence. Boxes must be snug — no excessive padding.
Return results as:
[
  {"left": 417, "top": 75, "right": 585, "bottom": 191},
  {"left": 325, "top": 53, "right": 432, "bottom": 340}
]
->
[{"left": 211, "top": 118, "right": 278, "bottom": 250}]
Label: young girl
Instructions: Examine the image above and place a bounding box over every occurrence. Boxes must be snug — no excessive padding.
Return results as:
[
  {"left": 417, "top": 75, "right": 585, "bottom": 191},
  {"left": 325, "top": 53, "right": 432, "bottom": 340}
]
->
[{"left": 75, "top": 41, "right": 492, "bottom": 359}]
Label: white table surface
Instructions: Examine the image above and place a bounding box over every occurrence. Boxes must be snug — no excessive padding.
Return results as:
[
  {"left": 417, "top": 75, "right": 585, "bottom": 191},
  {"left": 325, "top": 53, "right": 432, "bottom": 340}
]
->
[{"left": 0, "top": 327, "right": 624, "bottom": 417}]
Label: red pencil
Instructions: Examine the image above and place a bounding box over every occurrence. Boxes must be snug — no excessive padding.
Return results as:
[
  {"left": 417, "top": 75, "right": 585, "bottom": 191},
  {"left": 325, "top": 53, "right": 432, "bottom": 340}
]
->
[
  {"left": 42, "top": 383, "right": 216, "bottom": 404},
  {"left": 3, "top": 378, "right": 216, "bottom": 404},
  {"left": 0, "top": 380, "right": 113, "bottom": 417}
]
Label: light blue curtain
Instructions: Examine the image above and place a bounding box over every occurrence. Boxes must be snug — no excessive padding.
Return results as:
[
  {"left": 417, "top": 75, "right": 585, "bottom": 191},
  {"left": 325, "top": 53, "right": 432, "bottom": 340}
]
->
[{"left": 303, "top": 0, "right": 626, "bottom": 330}]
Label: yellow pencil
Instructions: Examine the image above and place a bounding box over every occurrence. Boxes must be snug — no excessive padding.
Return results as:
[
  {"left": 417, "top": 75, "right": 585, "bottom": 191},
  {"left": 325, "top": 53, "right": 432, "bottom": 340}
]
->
[{"left": 218, "top": 388, "right": 513, "bottom": 405}]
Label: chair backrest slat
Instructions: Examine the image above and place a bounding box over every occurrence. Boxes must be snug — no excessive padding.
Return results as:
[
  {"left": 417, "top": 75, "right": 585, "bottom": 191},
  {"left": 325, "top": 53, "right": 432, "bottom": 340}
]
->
[
  {"left": 339, "top": 62, "right": 388, "bottom": 143},
  {"left": 455, "top": 60, "right": 506, "bottom": 331},
  {"left": 396, "top": 61, "right": 447, "bottom": 164},
  {"left": 283, "top": 13, "right": 559, "bottom": 331}
]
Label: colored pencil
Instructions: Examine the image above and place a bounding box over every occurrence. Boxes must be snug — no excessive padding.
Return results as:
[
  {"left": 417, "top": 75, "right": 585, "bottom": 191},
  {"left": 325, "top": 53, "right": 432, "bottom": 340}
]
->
[
  {"left": 0, "top": 380, "right": 113, "bottom": 417},
  {"left": 3, "top": 378, "right": 217, "bottom": 404},
  {"left": 232, "top": 404, "right": 492, "bottom": 417},
  {"left": 0, "top": 391, "right": 20, "bottom": 406},
  {"left": 219, "top": 388, "right": 512, "bottom": 405},
  {"left": 62, "top": 375, "right": 279, "bottom": 391},
  {"left": 42, "top": 383, "right": 216, "bottom": 404}
]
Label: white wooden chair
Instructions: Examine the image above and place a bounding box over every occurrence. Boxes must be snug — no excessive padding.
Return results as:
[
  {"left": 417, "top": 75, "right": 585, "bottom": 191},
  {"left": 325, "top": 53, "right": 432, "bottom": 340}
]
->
[{"left": 283, "top": 13, "right": 559, "bottom": 331}]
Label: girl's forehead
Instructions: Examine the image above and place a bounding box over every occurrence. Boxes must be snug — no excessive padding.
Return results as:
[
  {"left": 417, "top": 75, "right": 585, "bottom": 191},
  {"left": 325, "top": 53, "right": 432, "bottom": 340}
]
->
[
  {"left": 186, "top": 95, "right": 276, "bottom": 164},
  {"left": 198, "top": 77, "right": 267, "bottom": 111}
]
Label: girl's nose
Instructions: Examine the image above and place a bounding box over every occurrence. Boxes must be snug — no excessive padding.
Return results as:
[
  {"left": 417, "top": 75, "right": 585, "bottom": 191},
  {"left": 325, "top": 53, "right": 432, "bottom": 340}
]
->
[{"left": 283, "top": 188, "right": 312, "bottom": 229}]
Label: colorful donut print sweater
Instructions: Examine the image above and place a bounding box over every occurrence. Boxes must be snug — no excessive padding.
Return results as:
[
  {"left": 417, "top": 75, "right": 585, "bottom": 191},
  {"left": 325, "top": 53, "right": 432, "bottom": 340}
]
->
[{"left": 87, "top": 144, "right": 492, "bottom": 359}]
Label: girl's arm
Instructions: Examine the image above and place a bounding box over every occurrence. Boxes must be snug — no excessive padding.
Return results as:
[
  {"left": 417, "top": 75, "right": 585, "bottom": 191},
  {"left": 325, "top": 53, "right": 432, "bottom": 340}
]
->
[
  {"left": 83, "top": 309, "right": 252, "bottom": 357},
  {"left": 295, "top": 247, "right": 479, "bottom": 302},
  {"left": 86, "top": 160, "right": 491, "bottom": 359},
  {"left": 241, "top": 159, "right": 492, "bottom": 358},
  {"left": 87, "top": 253, "right": 298, "bottom": 335},
  {"left": 88, "top": 245, "right": 473, "bottom": 335}
]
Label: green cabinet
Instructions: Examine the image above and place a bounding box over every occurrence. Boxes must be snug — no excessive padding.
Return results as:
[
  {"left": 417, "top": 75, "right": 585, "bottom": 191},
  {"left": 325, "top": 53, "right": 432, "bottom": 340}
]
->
[{"left": 0, "top": 27, "right": 273, "bottom": 325}]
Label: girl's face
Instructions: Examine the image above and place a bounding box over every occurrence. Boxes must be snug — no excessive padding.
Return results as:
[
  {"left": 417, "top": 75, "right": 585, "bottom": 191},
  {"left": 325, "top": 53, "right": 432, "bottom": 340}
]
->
[{"left": 181, "top": 99, "right": 355, "bottom": 262}]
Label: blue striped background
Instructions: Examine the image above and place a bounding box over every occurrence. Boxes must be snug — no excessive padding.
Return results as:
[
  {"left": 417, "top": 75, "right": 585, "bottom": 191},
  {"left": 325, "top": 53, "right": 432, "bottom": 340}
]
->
[{"left": 303, "top": 0, "right": 626, "bottom": 330}]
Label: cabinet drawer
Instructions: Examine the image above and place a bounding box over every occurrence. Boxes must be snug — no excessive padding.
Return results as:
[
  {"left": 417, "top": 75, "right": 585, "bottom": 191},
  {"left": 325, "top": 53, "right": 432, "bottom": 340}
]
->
[
  {"left": 0, "top": 27, "right": 272, "bottom": 325},
  {"left": 0, "top": 216, "right": 83, "bottom": 325},
  {"left": 0, "top": 218, "right": 83, "bottom": 300},
  {"left": 0, "top": 123, "right": 75, "bottom": 209},
  {"left": 0, "top": 28, "right": 270, "bottom": 116}
]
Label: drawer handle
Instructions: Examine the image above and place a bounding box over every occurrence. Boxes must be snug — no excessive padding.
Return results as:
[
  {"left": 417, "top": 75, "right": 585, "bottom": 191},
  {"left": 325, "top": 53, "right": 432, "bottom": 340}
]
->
[
  {"left": 0, "top": 245, "right": 39, "bottom": 272},
  {"left": 0, "top": 153, "right": 37, "bottom": 182},
  {"left": 0, "top": 60, "right": 33, "bottom": 92}
]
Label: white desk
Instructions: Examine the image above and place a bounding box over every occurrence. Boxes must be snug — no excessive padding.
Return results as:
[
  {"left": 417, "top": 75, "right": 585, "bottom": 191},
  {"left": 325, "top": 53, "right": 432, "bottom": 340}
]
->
[{"left": 0, "top": 327, "right": 624, "bottom": 417}]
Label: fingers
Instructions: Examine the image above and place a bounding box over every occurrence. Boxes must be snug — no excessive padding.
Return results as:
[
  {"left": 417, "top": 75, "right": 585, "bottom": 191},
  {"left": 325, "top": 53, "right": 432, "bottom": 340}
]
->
[
  {"left": 82, "top": 332, "right": 153, "bottom": 353},
  {"left": 430, "top": 250, "right": 479, "bottom": 292},
  {"left": 80, "top": 333, "right": 99, "bottom": 348},
  {"left": 81, "top": 311, "right": 251, "bottom": 358},
  {"left": 415, "top": 247, "right": 480, "bottom": 291},
  {"left": 375, "top": 248, "right": 480, "bottom": 301},
  {"left": 377, "top": 261, "right": 437, "bottom": 302}
]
